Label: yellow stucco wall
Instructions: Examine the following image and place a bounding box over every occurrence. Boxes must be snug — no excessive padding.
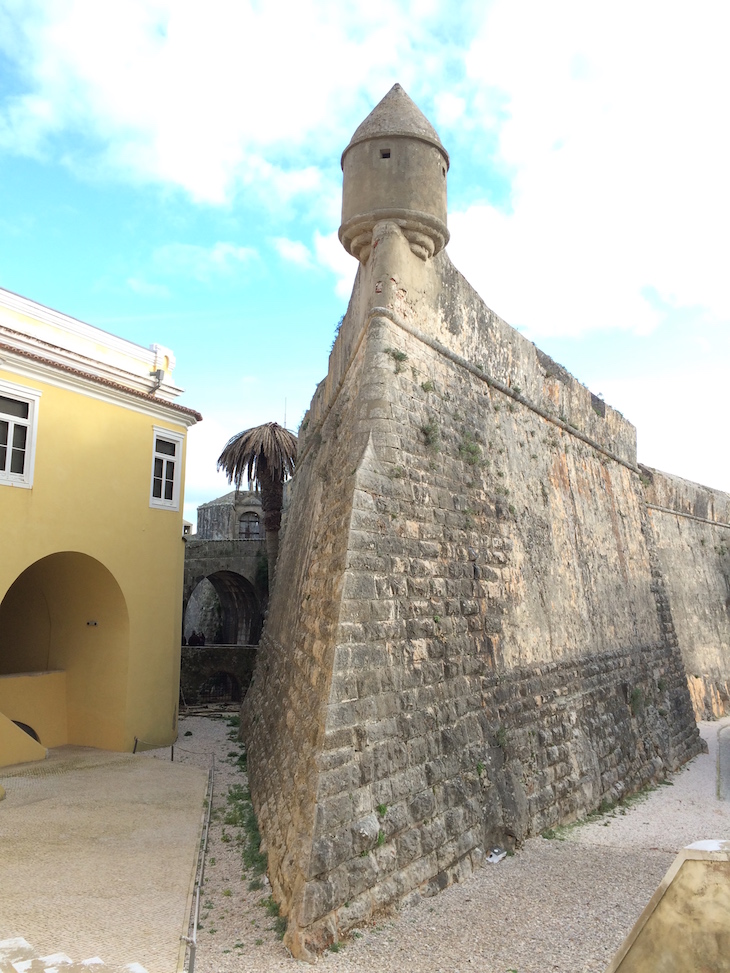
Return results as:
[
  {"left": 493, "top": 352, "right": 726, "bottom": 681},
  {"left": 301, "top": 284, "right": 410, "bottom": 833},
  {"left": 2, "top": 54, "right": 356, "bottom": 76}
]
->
[
  {"left": 0, "top": 363, "right": 191, "bottom": 757},
  {"left": 0, "top": 671, "right": 67, "bottom": 747},
  {"left": 0, "top": 710, "right": 46, "bottom": 767}
]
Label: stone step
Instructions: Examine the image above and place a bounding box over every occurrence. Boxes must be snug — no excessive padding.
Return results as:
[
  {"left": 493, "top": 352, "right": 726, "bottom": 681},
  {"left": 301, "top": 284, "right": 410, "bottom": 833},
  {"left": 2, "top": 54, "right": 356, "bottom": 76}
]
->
[{"left": 0, "top": 939, "right": 148, "bottom": 973}]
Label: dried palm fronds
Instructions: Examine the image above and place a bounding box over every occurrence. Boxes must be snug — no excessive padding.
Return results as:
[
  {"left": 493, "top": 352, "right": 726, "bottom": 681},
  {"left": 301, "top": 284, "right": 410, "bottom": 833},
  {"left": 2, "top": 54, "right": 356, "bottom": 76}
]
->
[{"left": 217, "top": 422, "right": 297, "bottom": 491}]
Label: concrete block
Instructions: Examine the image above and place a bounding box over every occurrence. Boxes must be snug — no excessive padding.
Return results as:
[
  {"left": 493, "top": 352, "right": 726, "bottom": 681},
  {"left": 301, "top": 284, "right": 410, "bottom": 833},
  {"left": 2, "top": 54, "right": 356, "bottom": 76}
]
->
[{"left": 606, "top": 841, "right": 730, "bottom": 973}]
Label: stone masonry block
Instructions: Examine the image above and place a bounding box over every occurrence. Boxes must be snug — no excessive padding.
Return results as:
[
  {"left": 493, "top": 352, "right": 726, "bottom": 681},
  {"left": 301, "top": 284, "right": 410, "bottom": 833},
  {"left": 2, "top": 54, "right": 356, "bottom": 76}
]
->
[
  {"left": 364, "top": 716, "right": 399, "bottom": 745},
  {"left": 344, "top": 852, "right": 380, "bottom": 899},
  {"left": 335, "top": 892, "right": 373, "bottom": 931},
  {"left": 308, "top": 827, "right": 355, "bottom": 878},
  {"left": 408, "top": 788, "right": 437, "bottom": 824},
  {"left": 389, "top": 765, "right": 428, "bottom": 802},
  {"left": 343, "top": 573, "right": 378, "bottom": 600},
  {"left": 300, "top": 879, "right": 336, "bottom": 927},
  {"left": 380, "top": 800, "right": 409, "bottom": 836},
  {"left": 399, "top": 851, "right": 439, "bottom": 892},
  {"left": 315, "top": 794, "right": 354, "bottom": 833},
  {"left": 318, "top": 761, "right": 361, "bottom": 800},
  {"left": 351, "top": 812, "right": 380, "bottom": 854}
]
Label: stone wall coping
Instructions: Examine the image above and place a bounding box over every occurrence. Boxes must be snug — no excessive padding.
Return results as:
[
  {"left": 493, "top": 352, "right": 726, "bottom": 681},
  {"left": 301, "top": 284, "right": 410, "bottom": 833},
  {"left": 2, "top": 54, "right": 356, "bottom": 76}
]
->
[
  {"left": 300, "top": 303, "right": 642, "bottom": 478},
  {"left": 647, "top": 502, "right": 730, "bottom": 531}
]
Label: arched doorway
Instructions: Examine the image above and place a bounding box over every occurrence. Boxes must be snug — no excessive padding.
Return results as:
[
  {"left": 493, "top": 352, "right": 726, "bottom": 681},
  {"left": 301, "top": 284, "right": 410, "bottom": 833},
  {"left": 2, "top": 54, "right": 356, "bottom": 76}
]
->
[
  {"left": 197, "top": 671, "right": 243, "bottom": 704},
  {"left": 183, "top": 571, "right": 263, "bottom": 646},
  {"left": 0, "top": 552, "right": 129, "bottom": 750}
]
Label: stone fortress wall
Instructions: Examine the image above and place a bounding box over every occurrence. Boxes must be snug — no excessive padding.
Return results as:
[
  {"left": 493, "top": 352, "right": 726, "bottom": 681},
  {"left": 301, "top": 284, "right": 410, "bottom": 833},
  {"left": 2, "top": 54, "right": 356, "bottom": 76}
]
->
[
  {"left": 641, "top": 470, "right": 730, "bottom": 717},
  {"left": 240, "top": 86, "right": 727, "bottom": 959}
]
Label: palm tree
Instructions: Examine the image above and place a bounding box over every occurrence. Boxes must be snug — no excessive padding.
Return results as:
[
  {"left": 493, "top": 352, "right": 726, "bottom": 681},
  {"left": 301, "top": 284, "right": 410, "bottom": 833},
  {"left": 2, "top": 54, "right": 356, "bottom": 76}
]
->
[{"left": 217, "top": 422, "right": 297, "bottom": 587}]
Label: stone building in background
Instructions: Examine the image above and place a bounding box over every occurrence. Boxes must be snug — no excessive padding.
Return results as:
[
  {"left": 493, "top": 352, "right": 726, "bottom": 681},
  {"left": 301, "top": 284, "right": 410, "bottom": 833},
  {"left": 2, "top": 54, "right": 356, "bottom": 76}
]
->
[
  {"left": 195, "top": 490, "right": 264, "bottom": 544},
  {"left": 241, "top": 85, "right": 730, "bottom": 958},
  {"left": 180, "top": 491, "right": 267, "bottom": 705}
]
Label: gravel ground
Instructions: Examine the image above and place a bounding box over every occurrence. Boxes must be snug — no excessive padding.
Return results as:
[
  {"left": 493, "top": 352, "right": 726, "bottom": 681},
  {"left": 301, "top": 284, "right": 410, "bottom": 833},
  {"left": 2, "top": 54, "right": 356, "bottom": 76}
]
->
[{"left": 160, "top": 714, "right": 730, "bottom": 973}]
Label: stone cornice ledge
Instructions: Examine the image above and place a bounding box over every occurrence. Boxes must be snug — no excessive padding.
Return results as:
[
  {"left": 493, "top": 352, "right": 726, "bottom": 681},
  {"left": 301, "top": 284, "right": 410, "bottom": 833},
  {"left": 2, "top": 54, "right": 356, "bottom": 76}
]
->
[
  {"left": 0, "top": 341, "right": 201, "bottom": 426},
  {"left": 646, "top": 503, "right": 730, "bottom": 531}
]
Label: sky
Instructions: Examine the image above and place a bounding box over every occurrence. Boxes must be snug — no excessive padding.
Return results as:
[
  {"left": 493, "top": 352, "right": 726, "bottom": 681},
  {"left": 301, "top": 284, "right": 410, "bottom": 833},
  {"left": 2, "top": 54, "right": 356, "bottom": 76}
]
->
[{"left": 1, "top": 0, "right": 728, "bottom": 525}]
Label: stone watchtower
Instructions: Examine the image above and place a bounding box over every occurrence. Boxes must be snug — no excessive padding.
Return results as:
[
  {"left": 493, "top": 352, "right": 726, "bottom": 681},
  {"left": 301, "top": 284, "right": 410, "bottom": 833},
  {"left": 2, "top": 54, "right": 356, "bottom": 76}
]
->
[
  {"left": 338, "top": 83, "right": 450, "bottom": 263},
  {"left": 242, "top": 85, "right": 702, "bottom": 959}
]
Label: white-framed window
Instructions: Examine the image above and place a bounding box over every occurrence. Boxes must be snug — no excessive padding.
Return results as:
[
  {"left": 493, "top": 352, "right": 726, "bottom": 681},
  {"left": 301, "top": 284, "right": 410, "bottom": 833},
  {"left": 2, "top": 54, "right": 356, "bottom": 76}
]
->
[
  {"left": 0, "top": 380, "right": 41, "bottom": 489},
  {"left": 149, "top": 426, "right": 184, "bottom": 510}
]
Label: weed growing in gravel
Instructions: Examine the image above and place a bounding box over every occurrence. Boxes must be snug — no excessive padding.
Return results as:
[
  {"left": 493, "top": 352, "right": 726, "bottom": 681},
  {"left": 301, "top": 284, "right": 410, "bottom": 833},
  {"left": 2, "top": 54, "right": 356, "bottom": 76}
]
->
[
  {"left": 224, "top": 784, "right": 267, "bottom": 875},
  {"left": 541, "top": 780, "right": 667, "bottom": 839},
  {"left": 328, "top": 942, "right": 343, "bottom": 953},
  {"left": 262, "top": 895, "right": 279, "bottom": 917},
  {"left": 260, "top": 896, "right": 287, "bottom": 939},
  {"left": 540, "top": 827, "right": 561, "bottom": 840}
]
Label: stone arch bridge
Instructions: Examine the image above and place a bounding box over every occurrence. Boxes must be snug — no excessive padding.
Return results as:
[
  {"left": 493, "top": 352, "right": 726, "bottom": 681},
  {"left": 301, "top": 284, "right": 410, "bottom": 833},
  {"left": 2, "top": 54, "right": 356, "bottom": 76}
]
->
[{"left": 182, "top": 537, "right": 267, "bottom": 704}]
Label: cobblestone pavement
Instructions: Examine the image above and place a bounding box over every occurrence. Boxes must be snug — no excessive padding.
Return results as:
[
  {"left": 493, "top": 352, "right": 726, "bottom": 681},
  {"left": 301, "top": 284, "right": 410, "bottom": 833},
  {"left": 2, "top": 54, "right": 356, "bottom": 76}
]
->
[{"left": 0, "top": 747, "right": 209, "bottom": 973}]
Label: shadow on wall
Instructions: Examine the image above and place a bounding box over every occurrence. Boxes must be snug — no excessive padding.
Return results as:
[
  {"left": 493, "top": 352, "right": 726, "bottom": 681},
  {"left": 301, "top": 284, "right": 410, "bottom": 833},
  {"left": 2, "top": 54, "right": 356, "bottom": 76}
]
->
[
  {"left": 0, "top": 551, "right": 129, "bottom": 750},
  {"left": 179, "top": 649, "right": 256, "bottom": 707}
]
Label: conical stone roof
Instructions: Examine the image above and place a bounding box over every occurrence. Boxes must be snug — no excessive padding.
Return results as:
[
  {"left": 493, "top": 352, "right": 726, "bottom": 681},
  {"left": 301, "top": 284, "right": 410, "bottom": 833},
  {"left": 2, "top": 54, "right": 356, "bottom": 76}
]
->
[{"left": 342, "top": 83, "right": 449, "bottom": 168}]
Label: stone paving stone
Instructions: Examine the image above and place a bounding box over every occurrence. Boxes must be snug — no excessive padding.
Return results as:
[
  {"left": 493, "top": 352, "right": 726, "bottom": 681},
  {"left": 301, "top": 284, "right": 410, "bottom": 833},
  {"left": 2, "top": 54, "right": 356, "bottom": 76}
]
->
[
  {"left": 0, "top": 936, "right": 143, "bottom": 973},
  {"left": 0, "top": 748, "right": 208, "bottom": 973}
]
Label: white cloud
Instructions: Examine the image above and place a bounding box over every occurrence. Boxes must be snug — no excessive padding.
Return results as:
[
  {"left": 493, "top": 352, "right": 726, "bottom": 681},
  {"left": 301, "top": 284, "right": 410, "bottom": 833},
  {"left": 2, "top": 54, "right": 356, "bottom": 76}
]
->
[
  {"left": 596, "top": 362, "right": 730, "bottom": 494},
  {"left": 182, "top": 416, "right": 237, "bottom": 527},
  {"left": 0, "top": 93, "right": 58, "bottom": 156},
  {"left": 448, "top": 0, "right": 730, "bottom": 339},
  {"left": 272, "top": 237, "right": 313, "bottom": 269},
  {"left": 127, "top": 276, "right": 170, "bottom": 298},
  {"left": 433, "top": 93, "right": 465, "bottom": 128},
  {"left": 152, "top": 241, "right": 257, "bottom": 281},
  {"left": 314, "top": 229, "right": 357, "bottom": 300},
  {"left": 0, "top": 0, "right": 447, "bottom": 204},
  {"left": 2, "top": 0, "right": 728, "bottom": 347},
  {"left": 181, "top": 363, "right": 319, "bottom": 524}
]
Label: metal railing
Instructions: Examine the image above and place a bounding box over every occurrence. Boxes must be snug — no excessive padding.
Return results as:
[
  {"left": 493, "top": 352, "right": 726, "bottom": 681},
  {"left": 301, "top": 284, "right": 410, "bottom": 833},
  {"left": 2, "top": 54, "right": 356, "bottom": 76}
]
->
[{"left": 181, "top": 756, "right": 215, "bottom": 973}]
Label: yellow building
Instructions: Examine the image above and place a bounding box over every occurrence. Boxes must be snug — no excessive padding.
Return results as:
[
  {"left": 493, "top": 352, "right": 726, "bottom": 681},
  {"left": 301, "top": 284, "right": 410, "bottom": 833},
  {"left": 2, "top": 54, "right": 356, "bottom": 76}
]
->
[{"left": 0, "top": 287, "right": 201, "bottom": 767}]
